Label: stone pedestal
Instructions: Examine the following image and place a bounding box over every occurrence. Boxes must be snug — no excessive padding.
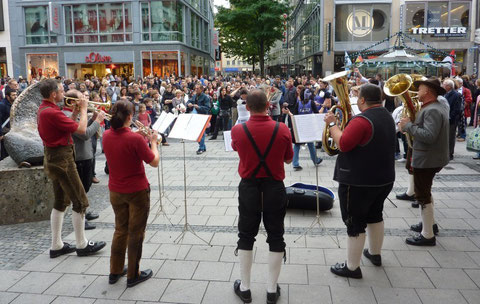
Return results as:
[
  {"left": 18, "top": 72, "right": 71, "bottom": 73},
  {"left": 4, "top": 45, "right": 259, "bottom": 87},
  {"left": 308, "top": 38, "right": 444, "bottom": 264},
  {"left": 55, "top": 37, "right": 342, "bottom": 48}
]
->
[{"left": 0, "top": 157, "right": 53, "bottom": 225}]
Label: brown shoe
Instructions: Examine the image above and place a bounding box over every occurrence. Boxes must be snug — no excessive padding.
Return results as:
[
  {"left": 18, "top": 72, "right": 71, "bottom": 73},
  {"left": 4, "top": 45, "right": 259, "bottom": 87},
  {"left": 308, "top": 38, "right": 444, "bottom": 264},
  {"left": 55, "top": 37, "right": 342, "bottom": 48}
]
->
[
  {"left": 92, "top": 177, "right": 100, "bottom": 184},
  {"left": 162, "top": 142, "right": 170, "bottom": 146},
  {"left": 457, "top": 138, "right": 465, "bottom": 142}
]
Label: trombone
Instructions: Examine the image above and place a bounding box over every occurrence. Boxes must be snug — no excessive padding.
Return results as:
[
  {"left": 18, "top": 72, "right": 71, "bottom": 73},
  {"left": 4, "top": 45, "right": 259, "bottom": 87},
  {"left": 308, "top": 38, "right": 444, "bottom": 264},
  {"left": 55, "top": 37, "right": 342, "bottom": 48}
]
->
[{"left": 63, "top": 96, "right": 112, "bottom": 120}]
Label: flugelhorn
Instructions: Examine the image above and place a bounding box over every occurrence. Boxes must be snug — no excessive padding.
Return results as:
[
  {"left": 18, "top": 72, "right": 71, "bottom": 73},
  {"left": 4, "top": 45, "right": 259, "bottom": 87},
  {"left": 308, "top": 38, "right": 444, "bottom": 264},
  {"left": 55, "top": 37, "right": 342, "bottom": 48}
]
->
[
  {"left": 321, "top": 71, "right": 353, "bottom": 156},
  {"left": 383, "top": 74, "right": 423, "bottom": 147}
]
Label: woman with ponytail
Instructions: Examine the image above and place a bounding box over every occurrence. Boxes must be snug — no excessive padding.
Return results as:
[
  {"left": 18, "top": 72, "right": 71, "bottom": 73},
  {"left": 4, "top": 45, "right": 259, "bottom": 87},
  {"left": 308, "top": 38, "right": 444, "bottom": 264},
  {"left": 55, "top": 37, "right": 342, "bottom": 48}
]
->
[{"left": 102, "top": 100, "right": 160, "bottom": 287}]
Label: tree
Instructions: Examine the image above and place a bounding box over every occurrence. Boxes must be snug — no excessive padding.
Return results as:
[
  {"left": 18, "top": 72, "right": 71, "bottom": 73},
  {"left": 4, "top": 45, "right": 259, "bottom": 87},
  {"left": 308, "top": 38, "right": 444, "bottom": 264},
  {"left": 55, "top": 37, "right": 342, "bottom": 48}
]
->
[{"left": 215, "top": 0, "right": 290, "bottom": 76}]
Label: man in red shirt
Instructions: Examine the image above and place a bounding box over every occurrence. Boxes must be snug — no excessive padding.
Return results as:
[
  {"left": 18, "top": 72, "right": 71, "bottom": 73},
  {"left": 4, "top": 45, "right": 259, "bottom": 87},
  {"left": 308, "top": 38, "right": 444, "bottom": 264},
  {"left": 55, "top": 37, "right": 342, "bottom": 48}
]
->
[
  {"left": 231, "top": 90, "right": 293, "bottom": 304},
  {"left": 37, "top": 79, "right": 106, "bottom": 259},
  {"left": 324, "top": 84, "right": 395, "bottom": 279}
]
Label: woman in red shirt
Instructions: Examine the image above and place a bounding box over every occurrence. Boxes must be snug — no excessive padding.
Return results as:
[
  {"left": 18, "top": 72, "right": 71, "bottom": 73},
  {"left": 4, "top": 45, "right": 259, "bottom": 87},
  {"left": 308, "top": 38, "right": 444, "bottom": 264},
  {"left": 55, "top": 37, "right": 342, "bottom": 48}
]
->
[{"left": 103, "top": 100, "right": 159, "bottom": 287}]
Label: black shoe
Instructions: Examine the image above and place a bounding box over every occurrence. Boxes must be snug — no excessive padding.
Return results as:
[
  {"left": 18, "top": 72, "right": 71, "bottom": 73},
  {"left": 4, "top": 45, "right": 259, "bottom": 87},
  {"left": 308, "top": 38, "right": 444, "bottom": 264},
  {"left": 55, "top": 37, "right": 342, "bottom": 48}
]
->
[
  {"left": 196, "top": 150, "right": 205, "bottom": 155},
  {"left": 410, "top": 222, "right": 439, "bottom": 235},
  {"left": 330, "top": 262, "right": 362, "bottom": 279},
  {"left": 473, "top": 156, "right": 480, "bottom": 160},
  {"left": 109, "top": 266, "right": 128, "bottom": 284},
  {"left": 76, "top": 240, "right": 106, "bottom": 256},
  {"left": 266, "top": 285, "right": 281, "bottom": 304},
  {"left": 84, "top": 221, "right": 96, "bottom": 230},
  {"left": 363, "top": 249, "right": 381, "bottom": 266},
  {"left": 209, "top": 136, "right": 217, "bottom": 140},
  {"left": 396, "top": 193, "right": 415, "bottom": 201},
  {"left": 233, "top": 279, "right": 252, "bottom": 303},
  {"left": 293, "top": 166, "right": 303, "bottom": 171},
  {"left": 127, "top": 269, "right": 153, "bottom": 288},
  {"left": 405, "top": 234, "right": 436, "bottom": 246},
  {"left": 85, "top": 211, "right": 99, "bottom": 221},
  {"left": 50, "top": 242, "right": 76, "bottom": 259},
  {"left": 315, "top": 158, "right": 323, "bottom": 166},
  {"left": 411, "top": 201, "right": 420, "bottom": 208}
]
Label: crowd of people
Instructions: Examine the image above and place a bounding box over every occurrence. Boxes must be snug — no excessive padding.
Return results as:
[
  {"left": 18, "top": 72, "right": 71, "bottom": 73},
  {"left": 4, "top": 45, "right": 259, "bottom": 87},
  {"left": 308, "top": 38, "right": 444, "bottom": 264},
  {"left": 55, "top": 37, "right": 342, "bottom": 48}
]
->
[{"left": 0, "top": 69, "right": 479, "bottom": 303}]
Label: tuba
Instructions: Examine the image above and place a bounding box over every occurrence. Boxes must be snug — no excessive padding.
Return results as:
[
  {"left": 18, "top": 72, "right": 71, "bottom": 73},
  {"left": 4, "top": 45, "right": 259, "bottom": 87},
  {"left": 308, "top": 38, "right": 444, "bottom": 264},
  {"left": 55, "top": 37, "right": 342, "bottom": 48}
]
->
[
  {"left": 321, "top": 71, "right": 353, "bottom": 156},
  {"left": 384, "top": 74, "right": 424, "bottom": 147}
]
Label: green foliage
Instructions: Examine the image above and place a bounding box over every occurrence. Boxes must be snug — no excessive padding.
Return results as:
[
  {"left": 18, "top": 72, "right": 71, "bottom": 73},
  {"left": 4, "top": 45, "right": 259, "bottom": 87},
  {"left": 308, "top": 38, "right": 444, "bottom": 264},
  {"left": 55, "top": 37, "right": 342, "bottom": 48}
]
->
[{"left": 215, "top": 0, "right": 290, "bottom": 75}]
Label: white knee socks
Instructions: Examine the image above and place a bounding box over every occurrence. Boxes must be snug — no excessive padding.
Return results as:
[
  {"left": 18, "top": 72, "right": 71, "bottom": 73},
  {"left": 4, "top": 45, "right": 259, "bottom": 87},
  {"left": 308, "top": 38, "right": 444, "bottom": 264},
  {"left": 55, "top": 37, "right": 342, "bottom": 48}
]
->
[
  {"left": 267, "top": 251, "right": 284, "bottom": 293},
  {"left": 50, "top": 209, "right": 65, "bottom": 250},
  {"left": 366, "top": 221, "right": 384, "bottom": 255},
  {"left": 72, "top": 211, "right": 88, "bottom": 249},
  {"left": 238, "top": 249, "right": 253, "bottom": 291},
  {"left": 406, "top": 175, "right": 415, "bottom": 196},
  {"left": 421, "top": 203, "right": 435, "bottom": 239},
  {"left": 347, "top": 233, "right": 366, "bottom": 271}
]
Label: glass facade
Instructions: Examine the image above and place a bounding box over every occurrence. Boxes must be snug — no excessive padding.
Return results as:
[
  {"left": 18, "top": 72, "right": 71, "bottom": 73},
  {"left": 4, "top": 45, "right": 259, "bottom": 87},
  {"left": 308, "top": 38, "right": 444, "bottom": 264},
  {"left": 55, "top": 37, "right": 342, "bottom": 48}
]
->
[
  {"left": 291, "top": 7, "right": 321, "bottom": 62},
  {"left": 24, "top": 6, "right": 57, "bottom": 44},
  {"left": 141, "top": 1, "right": 184, "bottom": 42},
  {"left": 64, "top": 3, "right": 132, "bottom": 43},
  {"left": 335, "top": 4, "right": 390, "bottom": 42},
  {"left": 405, "top": 1, "right": 471, "bottom": 41}
]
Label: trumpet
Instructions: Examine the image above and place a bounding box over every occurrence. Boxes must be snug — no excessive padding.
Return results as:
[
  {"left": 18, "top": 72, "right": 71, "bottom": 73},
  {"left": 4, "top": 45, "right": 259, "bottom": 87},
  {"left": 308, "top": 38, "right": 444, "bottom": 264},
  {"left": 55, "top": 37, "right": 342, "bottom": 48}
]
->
[
  {"left": 63, "top": 96, "right": 112, "bottom": 120},
  {"left": 321, "top": 71, "right": 353, "bottom": 156},
  {"left": 384, "top": 74, "right": 424, "bottom": 148},
  {"left": 64, "top": 96, "right": 112, "bottom": 111}
]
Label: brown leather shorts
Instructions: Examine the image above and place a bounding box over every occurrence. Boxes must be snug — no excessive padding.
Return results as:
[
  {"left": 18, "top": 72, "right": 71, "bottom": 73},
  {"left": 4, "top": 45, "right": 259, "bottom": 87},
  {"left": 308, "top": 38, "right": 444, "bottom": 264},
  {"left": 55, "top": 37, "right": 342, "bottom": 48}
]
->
[{"left": 44, "top": 145, "right": 89, "bottom": 213}]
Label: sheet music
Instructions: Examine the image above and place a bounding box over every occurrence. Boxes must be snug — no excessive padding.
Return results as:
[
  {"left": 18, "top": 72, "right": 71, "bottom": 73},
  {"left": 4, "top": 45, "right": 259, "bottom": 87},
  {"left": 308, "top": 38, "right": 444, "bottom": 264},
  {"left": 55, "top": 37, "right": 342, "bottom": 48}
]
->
[
  {"left": 152, "top": 112, "right": 167, "bottom": 131},
  {"left": 184, "top": 114, "right": 210, "bottom": 141},
  {"left": 292, "top": 114, "right": 326, "bottom": 143},
  {"left": 158, "top": 113, "right": 176, "bottom": 134},
  {"left": 168, "top": 114, "right": 211, "bottom": 141},
  {"left": 223, "top": 131, "right": 234, "bottom": 152},
  {"left": 168, "top": 114, "right": 192, "bottom": 139}
]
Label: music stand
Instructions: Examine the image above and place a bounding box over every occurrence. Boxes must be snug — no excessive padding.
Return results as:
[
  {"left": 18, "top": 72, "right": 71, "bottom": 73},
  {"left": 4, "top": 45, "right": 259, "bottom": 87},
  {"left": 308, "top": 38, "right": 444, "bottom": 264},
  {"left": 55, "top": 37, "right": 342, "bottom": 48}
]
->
[
  {"left": 167, "top": 114, "right": 213, "bottom": 248},
  {"left": 151, "top": 141, "right": 177, "bottom": 225},
  {"left": 293, "top": 142, "right": 340, "bottom": 248},
  {"left": 173, "top": 139, "right": 211, "bottom": 246}
]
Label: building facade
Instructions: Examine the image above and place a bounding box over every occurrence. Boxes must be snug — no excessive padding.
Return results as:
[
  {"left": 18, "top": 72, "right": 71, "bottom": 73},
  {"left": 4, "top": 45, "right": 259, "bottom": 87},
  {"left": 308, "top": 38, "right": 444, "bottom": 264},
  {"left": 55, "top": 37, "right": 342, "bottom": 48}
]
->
[
  {"left": 8, "top": 0, "right": 215, "bottom": 81},
  {"left": 0, "top": 0, "right": 13, "bottom": 77},
  {"left": 268, "top": 0, "right": 478, "bottom": 77}
]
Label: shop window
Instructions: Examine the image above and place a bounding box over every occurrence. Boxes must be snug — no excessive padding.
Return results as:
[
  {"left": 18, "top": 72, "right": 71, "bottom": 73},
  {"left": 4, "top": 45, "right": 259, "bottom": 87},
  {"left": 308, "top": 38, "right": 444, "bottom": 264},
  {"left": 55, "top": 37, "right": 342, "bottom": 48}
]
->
[
  {"left": 142, "top": 51, "right": 179, "bottom": 78},
  {"left": 25, "top": 6, "right": 57, "bottom": 45},
  {"left": 26, "top": 54, "right": 58, "bottom": 81},
  {"left": 141, "top": 1, "right": 184, "bottom": 42},
  {"left": 405, "top": 1, "right": 471, "bottom": 41},
  {"left": 64, "top": 3, "right": 132, "bottom": 44}
]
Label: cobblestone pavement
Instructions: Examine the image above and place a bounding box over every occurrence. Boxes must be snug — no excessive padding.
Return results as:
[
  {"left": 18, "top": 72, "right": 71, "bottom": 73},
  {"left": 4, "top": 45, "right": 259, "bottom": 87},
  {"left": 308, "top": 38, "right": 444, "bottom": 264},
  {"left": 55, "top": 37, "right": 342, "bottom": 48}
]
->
[{"left": 1, "top": 134, "right": 480, "bottom": 304}]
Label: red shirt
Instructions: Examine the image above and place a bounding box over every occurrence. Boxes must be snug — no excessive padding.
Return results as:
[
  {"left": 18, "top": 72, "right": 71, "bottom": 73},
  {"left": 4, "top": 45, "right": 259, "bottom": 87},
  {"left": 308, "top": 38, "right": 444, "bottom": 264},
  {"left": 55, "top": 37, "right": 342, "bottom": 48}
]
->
[
  {"left": 338, "top": 105, "right": 383, "bottom": 152},
  {"left": 103, "top": 127, "right": 155, "bottom": 193},
  {"left": 37, "top": 100, "right": 79, "bottom": 147},
  {"left": 231, "top": 115, "right": 293, "bottom": 180}
]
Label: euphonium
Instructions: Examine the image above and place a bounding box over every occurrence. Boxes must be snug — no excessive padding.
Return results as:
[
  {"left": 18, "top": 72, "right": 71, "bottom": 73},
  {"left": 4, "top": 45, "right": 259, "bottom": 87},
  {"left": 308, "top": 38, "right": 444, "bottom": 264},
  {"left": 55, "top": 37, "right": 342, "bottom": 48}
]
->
[
  {"left": 321, "top": 71, "right": 353, "bottom": 156},
  {"left": 383, "top": 74, "right": 423, "bottom": 147}
]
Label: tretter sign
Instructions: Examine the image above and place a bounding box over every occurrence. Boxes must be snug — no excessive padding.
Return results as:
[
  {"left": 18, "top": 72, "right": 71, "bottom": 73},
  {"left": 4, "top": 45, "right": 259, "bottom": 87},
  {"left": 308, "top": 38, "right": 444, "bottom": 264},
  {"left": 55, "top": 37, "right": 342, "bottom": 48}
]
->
[{"left": 411, "top": 27, "right": 467, "bottom": 37}]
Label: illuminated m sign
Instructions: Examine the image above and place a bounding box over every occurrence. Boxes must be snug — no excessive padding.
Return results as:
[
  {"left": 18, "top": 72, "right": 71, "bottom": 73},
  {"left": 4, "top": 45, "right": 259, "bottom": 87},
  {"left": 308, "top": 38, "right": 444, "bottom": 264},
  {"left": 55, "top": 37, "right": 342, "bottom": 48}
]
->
[{"left": 347, "top": 9, "right": 373, "bottom": 37}]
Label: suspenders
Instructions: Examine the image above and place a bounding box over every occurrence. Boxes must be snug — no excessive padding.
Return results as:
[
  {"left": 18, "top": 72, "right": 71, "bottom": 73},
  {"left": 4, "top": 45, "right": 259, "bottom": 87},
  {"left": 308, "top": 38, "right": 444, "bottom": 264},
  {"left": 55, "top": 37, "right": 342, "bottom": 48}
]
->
[{"left": 241, "top": 121, "right": 280, "bottom": 179}]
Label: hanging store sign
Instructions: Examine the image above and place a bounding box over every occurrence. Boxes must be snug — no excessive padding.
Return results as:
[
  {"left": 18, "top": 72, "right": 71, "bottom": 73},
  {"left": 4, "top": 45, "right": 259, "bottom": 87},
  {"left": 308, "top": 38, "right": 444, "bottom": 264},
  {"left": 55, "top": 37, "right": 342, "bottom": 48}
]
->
[
  {"left": 347, "top": 10, "right": 373, "bottom": 37},
  {"left": 282, "top": 13, "right": 288, "bottom": 49},
  {"left": 48, "top": 2, "right": 61, "bottom": 34},
  {"left": 85, "top": 52, "right": 112, "bottom": 63},
  {"left": 410, "top": 27, "right": 468, "bottom": 37}
]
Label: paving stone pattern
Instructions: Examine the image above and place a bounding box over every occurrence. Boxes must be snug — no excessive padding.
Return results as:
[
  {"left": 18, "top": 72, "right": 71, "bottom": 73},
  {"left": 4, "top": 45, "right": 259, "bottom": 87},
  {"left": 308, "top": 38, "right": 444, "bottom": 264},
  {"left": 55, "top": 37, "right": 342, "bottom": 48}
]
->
[{"left": 0, "top": 138, "right": 480, "bottom": 303}]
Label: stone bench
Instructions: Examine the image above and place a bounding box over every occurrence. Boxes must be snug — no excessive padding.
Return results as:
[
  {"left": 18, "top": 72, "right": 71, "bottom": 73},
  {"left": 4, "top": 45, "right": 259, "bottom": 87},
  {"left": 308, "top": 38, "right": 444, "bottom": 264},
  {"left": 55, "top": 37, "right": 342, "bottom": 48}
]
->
[{"left": 0, "top": 157, "right": 53, "bottom": 225}]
